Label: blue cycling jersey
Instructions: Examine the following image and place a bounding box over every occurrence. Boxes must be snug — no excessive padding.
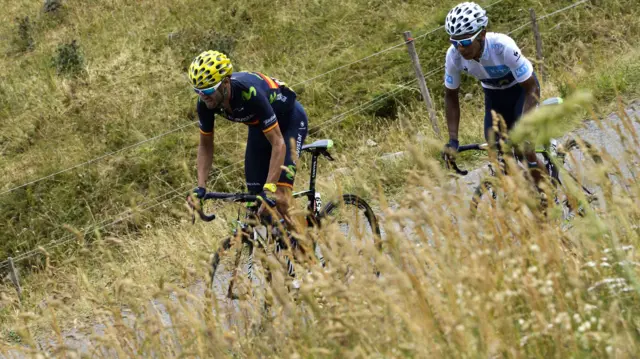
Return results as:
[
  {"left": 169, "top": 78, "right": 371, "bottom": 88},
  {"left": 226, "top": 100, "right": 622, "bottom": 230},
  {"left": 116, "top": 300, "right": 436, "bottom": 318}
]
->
[{"left": 197, "top": 71, "right": 297, "bottom": 134}]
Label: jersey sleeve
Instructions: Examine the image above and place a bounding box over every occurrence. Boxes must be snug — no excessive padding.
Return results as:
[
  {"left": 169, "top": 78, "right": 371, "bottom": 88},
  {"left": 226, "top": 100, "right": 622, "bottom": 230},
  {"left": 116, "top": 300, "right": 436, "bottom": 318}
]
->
[
  {"left": 196, "top": 98, "right": 215, "bottom": 136},
  {"left": 503, "top": 40, "right": 534, "bottom": 83},
  {"left": 444, "top": 46, "right": 461, "bottom": 90},
  {"left": 245, "top": 87, "right": 279, "bottom": 133}
]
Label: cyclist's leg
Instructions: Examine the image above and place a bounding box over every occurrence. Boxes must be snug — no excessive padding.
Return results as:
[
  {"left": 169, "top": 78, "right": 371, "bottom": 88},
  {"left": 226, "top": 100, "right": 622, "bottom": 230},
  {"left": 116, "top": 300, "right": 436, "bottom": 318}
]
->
[
  {"left": 483, "top": 87, "right": 497, "bottom": 144},
  {"left": 277, "top": 102, "right": 308, "bottom": 187},
  {"left": 511, "top": 74, "right": 547, "bottom": 183},
  {"left": 245, "top": 126, "right": 271, "bottom": 203},
  {"left": 484, "top": 87, "right": 515, "bottom": 148},
  {"left": 485, "top": 85, "right": 530, "bottom": 173},
  {"left": 246, "top": 124, "right": 304, "bottom": 284}
]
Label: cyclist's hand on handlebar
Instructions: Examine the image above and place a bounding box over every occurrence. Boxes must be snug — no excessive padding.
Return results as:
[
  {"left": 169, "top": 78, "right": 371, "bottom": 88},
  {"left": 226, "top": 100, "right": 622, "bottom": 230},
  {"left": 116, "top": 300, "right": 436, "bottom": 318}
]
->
[
  {"left": 256, "top": 189, "right": 276, "bottom": 217},
  {"left": 257, "top": 186, "right": 291, "bottom": 223},
  {"left": 274, "top": 189, "right": 291, "bottom": 221},
  {"left": 442, "top": 139, "right": 459, "bottom": 168},
  {"left": 186, "top": 186, "right": 206, "bottom": 208}
]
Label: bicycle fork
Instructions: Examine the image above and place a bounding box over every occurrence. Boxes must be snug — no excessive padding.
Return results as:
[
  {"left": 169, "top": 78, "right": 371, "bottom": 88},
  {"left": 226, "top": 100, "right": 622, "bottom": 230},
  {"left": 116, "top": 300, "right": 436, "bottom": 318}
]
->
[{"left": 253, "top": 226, "right": 296, "bottom": 278}]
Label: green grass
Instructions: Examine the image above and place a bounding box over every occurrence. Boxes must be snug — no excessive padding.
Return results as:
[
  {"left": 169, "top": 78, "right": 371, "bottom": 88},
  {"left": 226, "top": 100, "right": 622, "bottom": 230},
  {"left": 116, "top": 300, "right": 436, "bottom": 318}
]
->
[
  {"left": 1, "top": 0, "right": 640, "bottom": 355},
  {"left": 1, "top": 92, "right": 639, "bottom": 358},
  {"left": 0, "top": 0, "right": 637, "bottom": 254}
]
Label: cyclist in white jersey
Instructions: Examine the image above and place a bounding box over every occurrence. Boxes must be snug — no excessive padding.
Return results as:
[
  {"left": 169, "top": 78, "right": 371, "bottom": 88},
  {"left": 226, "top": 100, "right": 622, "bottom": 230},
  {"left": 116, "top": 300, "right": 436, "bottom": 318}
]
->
[{"left": 442, "top": 2, "right": 545, "bottom": 183}]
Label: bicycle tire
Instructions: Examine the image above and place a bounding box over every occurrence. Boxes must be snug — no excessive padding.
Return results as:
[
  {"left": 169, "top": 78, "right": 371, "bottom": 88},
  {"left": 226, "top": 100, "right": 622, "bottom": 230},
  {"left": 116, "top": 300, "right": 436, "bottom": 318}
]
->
[
  {"left": 319, "top": 194, "right": 382, "bottom": 275},
  {"left": 321, "top": 194, "right": 381, "bottom": 239},
  {"left": 561, "top": 138, "right": 603, "bottom": 164},
  {"left": 210, "top": 234, "right": 256, "bottom": 300},
  {"left": 555, "top": 137, "right": 603, "bottom": 219}
]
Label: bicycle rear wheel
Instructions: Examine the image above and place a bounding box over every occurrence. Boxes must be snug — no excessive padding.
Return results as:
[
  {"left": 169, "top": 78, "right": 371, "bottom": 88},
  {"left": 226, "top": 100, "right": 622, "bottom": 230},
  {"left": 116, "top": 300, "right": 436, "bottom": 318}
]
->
[
  {"left": 319, "top": 194, "right": 382, "bottom": 273},
  {"left": 555, "top": 137, "right": 603, "bottom": 219},
  {"left": 559, "top": 138, "right": 603, "bottom": 190}
]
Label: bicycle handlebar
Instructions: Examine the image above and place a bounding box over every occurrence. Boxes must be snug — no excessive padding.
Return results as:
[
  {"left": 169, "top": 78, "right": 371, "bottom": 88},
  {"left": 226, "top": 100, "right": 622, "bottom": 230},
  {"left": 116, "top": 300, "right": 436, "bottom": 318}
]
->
[
  {"left": 458, "top": 143, "right": 488, "bottom": 152},
  {"left": 444, "top": 143, "right": 489, "bottom": 176},
  {"left": 189, "top": 192, "right": 277, "bottom": 222}
]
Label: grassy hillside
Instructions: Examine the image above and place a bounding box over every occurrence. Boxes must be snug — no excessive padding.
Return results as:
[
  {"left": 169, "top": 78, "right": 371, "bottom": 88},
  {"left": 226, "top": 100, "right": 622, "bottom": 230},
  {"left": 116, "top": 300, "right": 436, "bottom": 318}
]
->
[
  {"left": 1, "top": 95, "right": 640, "bottom": 357},
  {"left": 1, "top": 0, "right": 639, "bottom": 259},
  {"left": 1, "top": 0, "right": 640, "bottom": 355}
]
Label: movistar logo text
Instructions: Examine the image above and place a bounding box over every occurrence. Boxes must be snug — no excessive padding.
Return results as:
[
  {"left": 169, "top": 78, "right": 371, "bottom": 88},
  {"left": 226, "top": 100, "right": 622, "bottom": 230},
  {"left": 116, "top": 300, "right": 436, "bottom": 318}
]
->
[{"left": 242, "top": 86, "right": 256, "bottom": 100}]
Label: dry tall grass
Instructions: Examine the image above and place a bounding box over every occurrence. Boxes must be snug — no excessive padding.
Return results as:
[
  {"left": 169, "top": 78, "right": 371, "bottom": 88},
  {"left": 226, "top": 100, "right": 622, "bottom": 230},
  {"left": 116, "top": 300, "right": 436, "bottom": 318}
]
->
[
  {"left": 1, "top": 94, "right": 639, "bottom": 358},
  {"left": 1, "top": 0, "right": 640, "bottom": 259}
]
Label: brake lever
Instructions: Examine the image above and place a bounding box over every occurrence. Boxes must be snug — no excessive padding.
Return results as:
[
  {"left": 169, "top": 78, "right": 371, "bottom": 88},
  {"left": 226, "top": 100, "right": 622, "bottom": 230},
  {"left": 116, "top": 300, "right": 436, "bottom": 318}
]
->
[
  {"left": 257, "top": 193, "right": 277, "bottom": 208},
  {"left": 443, "top": 152, "right": 468, "bottom": 176},
  {"left": 450, "top": 160, "right": 469, "bottom": 176},
  {"left": 187, "top": 195, "right": 216, "bottom": 223}
]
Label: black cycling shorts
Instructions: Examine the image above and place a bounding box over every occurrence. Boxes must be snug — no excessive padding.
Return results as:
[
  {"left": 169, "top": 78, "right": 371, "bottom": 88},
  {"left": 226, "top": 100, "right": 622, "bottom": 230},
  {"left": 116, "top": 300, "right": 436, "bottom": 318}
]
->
[
  {"left": 483, "top": 73, "right": 540, "bottom": 141},
  {"left": 244, "top": 101, "right": 308, "bottom": 194}
]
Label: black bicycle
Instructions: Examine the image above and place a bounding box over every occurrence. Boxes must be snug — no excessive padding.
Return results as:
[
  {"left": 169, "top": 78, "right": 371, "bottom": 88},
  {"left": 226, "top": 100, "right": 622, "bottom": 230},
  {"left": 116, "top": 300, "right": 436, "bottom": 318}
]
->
[
  {"left": 446, "top": 136, "right": 602, "bottom": 219},
  {"left": 191, "top": 139, "right": 382, "bottom": 299}
]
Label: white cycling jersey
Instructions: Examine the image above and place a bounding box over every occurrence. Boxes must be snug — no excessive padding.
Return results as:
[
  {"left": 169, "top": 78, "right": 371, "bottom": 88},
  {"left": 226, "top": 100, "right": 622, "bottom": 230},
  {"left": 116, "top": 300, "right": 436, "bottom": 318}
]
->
[{"left": 444, "top": 32, "right": 534, "bottom": 90}]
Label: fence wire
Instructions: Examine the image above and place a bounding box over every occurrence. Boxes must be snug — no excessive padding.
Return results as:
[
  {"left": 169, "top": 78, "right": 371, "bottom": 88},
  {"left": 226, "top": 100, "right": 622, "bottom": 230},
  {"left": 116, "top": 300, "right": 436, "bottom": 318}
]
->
[{"left": 0, "top": 0, "right": 593, "bottom": 270}]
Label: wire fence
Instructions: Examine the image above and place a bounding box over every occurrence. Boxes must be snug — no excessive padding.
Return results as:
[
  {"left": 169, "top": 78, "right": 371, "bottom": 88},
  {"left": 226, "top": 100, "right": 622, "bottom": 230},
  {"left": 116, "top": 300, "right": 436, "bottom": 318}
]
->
[
  {"left": 0, "top": 0, "right": 594, "bottom": 274},
  {"left": 0, "top": 78, "right": 428, "bottom": 269},
  {"left": 507, "top": 0, "right": 589, "bottom": 35},
  {"left": 0, "top": 1, "right": 509, "bottom": 198},
  {"left": 0, "top": 157, "right": 254, "bottom": 269},
  {"left": 0, "top": 122, "right": 195, "bottom": 196}
]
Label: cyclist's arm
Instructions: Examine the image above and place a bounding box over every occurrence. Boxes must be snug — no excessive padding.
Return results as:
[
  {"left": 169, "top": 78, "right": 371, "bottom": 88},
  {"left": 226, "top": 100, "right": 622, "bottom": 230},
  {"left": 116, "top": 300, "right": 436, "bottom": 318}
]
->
[
  {"left": 445, "top": 87, "right": 461, "bottom": 141},
  {"left": 520, "top": 76, "right": 540, "bottom": 115},
  {"left": 444, "top": 48, "right": 462, "bottom": 141},
  {"left": 197, "top": 99, "right": 215, "bottom": 187},
  {"left": 263, "top": 124, "right": 287, "bottom": 186},
  {"left": 197, "top": 133, "right": 214, "bottom": 187},
  {"left": 503, "top": 40, "right": 539, "bottom": 115}
]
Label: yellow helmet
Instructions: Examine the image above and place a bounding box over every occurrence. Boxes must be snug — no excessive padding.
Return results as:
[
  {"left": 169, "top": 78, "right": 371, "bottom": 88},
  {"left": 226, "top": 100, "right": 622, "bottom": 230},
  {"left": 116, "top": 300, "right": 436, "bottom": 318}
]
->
[{"left": 188, "top": 50, "right": 233, "bottom": 89}]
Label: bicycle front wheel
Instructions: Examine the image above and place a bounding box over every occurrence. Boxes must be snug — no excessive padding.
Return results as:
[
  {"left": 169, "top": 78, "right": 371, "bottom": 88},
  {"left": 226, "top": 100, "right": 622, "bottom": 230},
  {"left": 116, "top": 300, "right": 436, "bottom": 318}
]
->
[{"left": 210, "top": 235, "right": 257, "bottom": 301}]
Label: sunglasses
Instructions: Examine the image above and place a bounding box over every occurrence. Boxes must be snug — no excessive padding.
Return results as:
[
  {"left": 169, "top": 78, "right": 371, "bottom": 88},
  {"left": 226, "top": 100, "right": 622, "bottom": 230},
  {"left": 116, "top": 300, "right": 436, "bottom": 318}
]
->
[
  {"left": 194, "top": 81, "right": 222, "bottom": 96},
  {"left": 449, "top": 29, "right": 483, "bottom": 48}
]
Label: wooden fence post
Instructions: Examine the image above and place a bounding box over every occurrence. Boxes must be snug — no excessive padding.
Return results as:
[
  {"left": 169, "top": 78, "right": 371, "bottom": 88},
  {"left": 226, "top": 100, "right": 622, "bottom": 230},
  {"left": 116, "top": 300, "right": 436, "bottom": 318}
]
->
[
  {"left": 529, "top": 9, "right": 546, "bottom": 81},
  {"left": 403, "top": 31, "right": 441, "bottom": 138},
  {"left": 8, "top": 257, "right": 22, "bottom": 301}
]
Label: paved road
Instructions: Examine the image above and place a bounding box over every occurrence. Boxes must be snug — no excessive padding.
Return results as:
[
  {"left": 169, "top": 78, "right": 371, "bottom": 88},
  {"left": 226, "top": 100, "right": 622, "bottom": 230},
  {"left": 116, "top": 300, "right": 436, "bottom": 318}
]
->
[{"left": 387, "top": 101, "right": 640, "bottom": 246}]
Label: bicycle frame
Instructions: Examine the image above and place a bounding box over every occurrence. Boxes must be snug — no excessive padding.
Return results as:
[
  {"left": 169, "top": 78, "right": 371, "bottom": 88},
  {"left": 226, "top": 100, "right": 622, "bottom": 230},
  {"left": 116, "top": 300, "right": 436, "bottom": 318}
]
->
[
  {"left": 456, "top": 142, "right": 597, "bottom": 201},
  {"left": 233, "top": 148, "right": 329, "bottom": 258},
  {"left": 293, "top": 149, "right": 327, "bottom": 218},
  {"left": 455, "top": 142, "right": 560, "bottom": 179}
]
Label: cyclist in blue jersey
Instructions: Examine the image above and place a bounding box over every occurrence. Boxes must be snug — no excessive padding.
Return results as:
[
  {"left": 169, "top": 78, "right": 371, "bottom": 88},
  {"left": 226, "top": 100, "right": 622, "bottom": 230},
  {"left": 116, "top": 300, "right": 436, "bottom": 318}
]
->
[
  {"left": 442, "top": 2, "right": 546, "bottom": 183},
  {"left": 187, "top": 50, "right": 308, "bottom": 222}
]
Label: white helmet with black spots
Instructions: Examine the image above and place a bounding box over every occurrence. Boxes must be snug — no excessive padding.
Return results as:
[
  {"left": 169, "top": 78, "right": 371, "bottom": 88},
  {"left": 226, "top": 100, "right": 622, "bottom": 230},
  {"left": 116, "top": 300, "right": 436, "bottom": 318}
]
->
[{"left": 445, "top": 2, "right": 489, "bottom": 37}]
